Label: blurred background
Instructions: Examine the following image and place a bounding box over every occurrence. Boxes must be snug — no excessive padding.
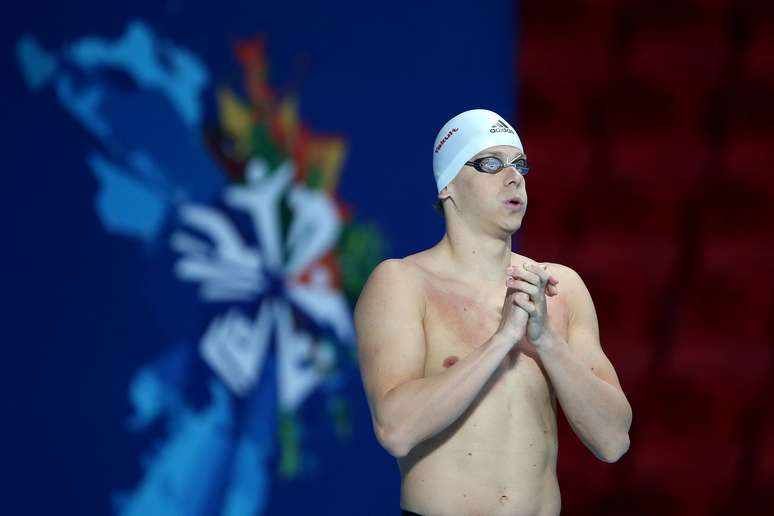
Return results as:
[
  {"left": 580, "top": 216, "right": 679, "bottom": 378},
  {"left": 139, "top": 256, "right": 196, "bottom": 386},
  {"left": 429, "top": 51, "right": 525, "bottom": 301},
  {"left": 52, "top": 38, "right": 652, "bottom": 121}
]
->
[{"left": 2, "top": 1, "right": 772, "bottom": 515}]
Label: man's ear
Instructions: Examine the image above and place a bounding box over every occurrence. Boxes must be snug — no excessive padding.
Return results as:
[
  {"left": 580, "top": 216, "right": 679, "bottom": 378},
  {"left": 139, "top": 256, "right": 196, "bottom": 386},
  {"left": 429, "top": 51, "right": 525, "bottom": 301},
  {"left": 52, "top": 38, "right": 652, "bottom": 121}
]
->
[{"left": 438, "top": 186, "right": 451, "bottom": 201}]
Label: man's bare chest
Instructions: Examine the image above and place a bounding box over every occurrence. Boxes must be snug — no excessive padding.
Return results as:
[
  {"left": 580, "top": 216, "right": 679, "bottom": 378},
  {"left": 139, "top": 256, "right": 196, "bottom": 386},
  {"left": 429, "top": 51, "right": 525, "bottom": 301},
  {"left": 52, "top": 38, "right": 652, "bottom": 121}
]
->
[{"left": 420, "top": 278, "right": 569, "bottom": 381}]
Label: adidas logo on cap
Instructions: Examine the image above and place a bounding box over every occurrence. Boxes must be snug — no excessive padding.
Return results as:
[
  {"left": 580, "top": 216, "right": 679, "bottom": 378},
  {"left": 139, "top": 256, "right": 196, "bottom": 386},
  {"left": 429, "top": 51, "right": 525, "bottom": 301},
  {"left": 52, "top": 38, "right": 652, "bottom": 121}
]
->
[{"left": 490, "top": 119, "right": 515, "bottom": 134}]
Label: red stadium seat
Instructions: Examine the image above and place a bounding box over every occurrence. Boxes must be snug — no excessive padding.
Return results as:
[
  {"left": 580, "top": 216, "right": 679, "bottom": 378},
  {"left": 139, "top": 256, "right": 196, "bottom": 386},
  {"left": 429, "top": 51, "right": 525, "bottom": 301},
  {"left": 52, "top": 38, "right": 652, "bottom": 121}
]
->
[
  {"left": 625, "top": 0, "right": 733, "bottom": 19},
  {"left": 625, "top": 21, "right": 727, "bottom": 99},
  {"left": 756, "top": 409, "right": 774, "bottom": 489},
  {"left": 518, "top": 135, "right": 595, "bottom": 239},
  {"left": 672, "top": 233, "right": 772, "bottom": 342},
  {"left": 602, "top": 75, "right": 706, "bottom": 143},
  {"left": 606, "top": 134, "right": 706, "bottom": 227},
  {"left": 666, "top": 336, "right": 769, "bottom": 427},
  {"left": 722, "top": 133, "right": 774, "bottom": 194},
  {"left": 561, "top": 173, "right": 691, "bottom": 248},
  {"left": 697, "top": 179, "right": 774, "bottom": 239},
  {"left": 629, "top": 370, "right": 746, "bottom": 515},
  {"left": 668, "top": 228, "right": 772, "bottom": 427},
  {"left": 601, "top": 333, "right": 656, "bottom": 393},
  {"left": 519, "top": 0, "right": 618, "bottom": 112},
  {"left": 630, "top": 439, "right": 742, "bottom": 515},
  {"left": 518, "top": 83, "right": 588, "bottom": 137},
  {"left": 516, "top": 2, "right": 771, "bottom": 514},
  {"left": 617, "top": 0, "right": 729, "bottom": 140},
  {"left": 519, "top": 37, "right": 610, "bottom": 112},
  {"left": 564, "top": 231, "right": 681, "bottom": 337},
  {"left": 740, "top": 27, "right": 774, "bottom": 84}
]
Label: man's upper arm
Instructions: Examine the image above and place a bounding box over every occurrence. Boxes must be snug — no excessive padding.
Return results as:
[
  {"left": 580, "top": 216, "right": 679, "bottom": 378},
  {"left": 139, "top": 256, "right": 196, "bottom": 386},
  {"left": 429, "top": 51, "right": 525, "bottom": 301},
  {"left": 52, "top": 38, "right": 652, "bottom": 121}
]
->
[
  {"left": 354, "top": 258, "right": 427, "bottom": 435},
  {"left": 559, "top": 264, "right": 624, "bottom": 392}
]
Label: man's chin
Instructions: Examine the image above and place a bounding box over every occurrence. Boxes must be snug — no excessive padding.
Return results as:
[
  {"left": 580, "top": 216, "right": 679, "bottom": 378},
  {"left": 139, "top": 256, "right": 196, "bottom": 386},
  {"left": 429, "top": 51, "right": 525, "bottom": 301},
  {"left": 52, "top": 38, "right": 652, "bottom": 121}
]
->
[{"left": 499, "top": 218, "right": 523, "bottom": 233}]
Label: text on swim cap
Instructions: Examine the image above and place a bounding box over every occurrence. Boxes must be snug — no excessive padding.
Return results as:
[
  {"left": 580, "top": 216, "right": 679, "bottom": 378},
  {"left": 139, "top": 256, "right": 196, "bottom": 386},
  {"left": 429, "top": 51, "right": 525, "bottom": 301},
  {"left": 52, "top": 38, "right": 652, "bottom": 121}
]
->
[
  {"left": 435, "top": 127, "right": 459, "bottom": 153},
  {"left": 490, "top": 119, "right": 515, "bottom": 134}
]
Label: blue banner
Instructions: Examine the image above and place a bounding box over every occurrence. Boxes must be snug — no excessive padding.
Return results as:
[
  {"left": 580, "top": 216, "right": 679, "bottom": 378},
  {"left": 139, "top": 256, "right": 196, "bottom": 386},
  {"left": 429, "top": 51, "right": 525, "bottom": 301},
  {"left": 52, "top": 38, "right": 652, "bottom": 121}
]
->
[{"left": 3, "top": 2, "right": 515, "bottom": 514}]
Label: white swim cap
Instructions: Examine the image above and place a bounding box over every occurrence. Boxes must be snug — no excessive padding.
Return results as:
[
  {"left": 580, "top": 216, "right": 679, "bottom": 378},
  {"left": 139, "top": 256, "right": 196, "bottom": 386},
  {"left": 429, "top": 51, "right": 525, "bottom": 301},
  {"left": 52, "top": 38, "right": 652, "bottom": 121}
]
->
[{"left": 432, "top": 109, "right": 524, "bottom": 193}]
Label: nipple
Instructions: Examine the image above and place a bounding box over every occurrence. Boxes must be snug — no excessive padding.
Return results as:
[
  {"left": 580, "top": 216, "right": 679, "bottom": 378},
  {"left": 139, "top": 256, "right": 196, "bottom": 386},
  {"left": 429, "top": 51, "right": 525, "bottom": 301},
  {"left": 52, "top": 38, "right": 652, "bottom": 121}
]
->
[{"left": 442, "top": 355, "right": 459, "bottom": 368}]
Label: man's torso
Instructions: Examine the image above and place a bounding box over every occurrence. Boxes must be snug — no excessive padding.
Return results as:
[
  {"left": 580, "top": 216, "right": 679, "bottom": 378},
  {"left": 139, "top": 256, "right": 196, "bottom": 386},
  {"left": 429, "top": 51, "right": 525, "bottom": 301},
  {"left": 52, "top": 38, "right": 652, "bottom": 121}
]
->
[{"left": 397, "top": 250, "right": 569, "bottom": 516}]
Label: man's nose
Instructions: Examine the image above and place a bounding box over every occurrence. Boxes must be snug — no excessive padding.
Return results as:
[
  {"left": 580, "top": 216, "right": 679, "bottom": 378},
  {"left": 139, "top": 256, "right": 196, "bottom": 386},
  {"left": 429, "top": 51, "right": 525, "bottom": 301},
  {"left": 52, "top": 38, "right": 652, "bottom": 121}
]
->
[{"left": 503, "top": 165, "right": 523, "bottom": 186}]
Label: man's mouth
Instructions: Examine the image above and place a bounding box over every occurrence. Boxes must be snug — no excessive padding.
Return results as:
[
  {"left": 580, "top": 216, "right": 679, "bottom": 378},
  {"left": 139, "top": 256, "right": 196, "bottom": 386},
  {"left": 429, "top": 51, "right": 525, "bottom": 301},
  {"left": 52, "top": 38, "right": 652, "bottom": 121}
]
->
[{"left": 503, "top": 197, "right": 525, "bottom": 209}]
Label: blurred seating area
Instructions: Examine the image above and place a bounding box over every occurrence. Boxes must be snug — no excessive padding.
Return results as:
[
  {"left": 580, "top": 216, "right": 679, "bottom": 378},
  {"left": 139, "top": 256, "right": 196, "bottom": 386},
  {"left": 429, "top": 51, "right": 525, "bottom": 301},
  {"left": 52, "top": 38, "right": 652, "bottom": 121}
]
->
[{"left": 516, "top": 0, "right": 774, "bottom": 514}]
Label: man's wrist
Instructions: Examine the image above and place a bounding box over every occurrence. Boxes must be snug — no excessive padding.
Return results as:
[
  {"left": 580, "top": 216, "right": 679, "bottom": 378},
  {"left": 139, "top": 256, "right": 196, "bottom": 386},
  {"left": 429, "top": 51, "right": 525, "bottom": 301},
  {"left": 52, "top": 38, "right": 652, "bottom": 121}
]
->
[
  {"left": 533, "top": 328, "right": 560, "bottom": 354},
  {"left": 490, "top": 330, "right": 518, "bottom": 351}
]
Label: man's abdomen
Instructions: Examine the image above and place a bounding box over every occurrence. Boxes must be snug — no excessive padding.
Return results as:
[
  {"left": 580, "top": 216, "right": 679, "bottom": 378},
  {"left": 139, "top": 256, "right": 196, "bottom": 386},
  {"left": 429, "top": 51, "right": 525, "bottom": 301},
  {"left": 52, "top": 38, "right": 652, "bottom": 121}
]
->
[{"left": 397, "top": 365, "right": 560, "bottom": 516}]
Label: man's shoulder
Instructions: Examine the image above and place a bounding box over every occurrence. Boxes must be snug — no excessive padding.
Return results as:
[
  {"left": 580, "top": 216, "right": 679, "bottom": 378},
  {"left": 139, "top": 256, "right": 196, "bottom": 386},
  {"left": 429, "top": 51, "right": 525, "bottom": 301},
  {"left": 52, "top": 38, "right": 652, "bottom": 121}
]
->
[
  {"left": 359, "top": 256, "right": 428, "bottom": 303},
  {"left": 543, "top": 261, "right": 581, "bottom": 282},
  {"left": 375, "top": 247, "right": 442, "bottom": 282},
  {"left": 546, "top": 262, "right": 585, "bottom": 290},
  {"left": 368, "top": 255, "right": 428, "bottom": 282},
  {"left": 354, "top": 257, "right": 427, "bottom": 328},
  {"left": 537, "top": 260, "right": 592, "bottom": 319}
]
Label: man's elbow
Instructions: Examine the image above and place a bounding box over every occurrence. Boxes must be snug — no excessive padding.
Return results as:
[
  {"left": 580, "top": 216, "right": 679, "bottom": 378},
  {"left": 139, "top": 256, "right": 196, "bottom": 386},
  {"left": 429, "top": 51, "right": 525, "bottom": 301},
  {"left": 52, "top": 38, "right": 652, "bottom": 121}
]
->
[
  {"left": 375, "top": 421, "right": 412, "bottom": 459},
  {"left": 599, "top": 432, "right": 630, "bottom": 463}
]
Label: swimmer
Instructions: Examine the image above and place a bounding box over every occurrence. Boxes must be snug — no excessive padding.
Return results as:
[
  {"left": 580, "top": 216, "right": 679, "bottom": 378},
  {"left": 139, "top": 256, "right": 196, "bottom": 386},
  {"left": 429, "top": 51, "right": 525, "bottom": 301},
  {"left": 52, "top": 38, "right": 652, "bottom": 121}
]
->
[{"left": 355, "top": 109, "right": 633, "bottom": 516}]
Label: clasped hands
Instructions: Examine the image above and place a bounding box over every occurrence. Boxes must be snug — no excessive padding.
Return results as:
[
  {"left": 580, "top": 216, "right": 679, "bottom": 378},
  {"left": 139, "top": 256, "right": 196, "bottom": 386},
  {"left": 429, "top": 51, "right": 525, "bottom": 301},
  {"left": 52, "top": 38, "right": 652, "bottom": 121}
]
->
[{"left": 506, "top": 263, "right": 560, "bottom": 348}]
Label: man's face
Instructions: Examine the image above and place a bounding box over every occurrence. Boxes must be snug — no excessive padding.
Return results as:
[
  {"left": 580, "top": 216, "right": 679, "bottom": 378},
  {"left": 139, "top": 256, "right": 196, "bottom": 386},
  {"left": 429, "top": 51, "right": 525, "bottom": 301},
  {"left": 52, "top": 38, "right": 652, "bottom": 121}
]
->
[{"left": 440, "top": 144, "right": 528, "bottom": 231}]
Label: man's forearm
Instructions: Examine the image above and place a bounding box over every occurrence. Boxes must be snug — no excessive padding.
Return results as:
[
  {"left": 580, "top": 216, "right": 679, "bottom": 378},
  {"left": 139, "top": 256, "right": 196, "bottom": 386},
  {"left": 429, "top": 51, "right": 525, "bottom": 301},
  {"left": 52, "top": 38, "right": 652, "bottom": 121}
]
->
[
  {"left": 536, "top": 331, "right": 632, "bottom": 462},
  {"left": 375, "top": 332, "right": 513, "bottom": 458}
]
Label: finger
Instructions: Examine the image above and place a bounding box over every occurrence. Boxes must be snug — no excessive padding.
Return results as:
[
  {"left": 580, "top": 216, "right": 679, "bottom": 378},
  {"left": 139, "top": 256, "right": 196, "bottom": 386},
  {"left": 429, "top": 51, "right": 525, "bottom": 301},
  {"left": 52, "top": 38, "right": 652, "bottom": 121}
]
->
[
  {"left": 524, "top": 263, "right": 549, "bottom": 285},
  {"left": 542, "top": 265, "right": 560, "bottom": 286},
  {"left": 510, "top": 265, "right": 557, "bottom": 287},
  {"left": 505, "top": 273, "right": 519, "bottom": 292},
  {"left": 511, "top": 267, "right": 541, "bottom": 286},
  {"left": 506, "top": 277, "right": 539, "bottom": 296},
  {"left": 513, "top": 295, "right": 537, "bottom": 313},
  {"left": 524, "top": 262, "right": 547, "bottom": 279},
  {"left": 546, "top": 284, "right": 559, "bottom": 296}
]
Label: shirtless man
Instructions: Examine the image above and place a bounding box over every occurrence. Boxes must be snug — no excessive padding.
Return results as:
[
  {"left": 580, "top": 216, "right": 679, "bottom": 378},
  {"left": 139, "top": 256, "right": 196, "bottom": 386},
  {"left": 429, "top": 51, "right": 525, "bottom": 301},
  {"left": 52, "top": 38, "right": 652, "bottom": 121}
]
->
[{"left": 354, "top": 109, "right": 633, "bottom": 516}]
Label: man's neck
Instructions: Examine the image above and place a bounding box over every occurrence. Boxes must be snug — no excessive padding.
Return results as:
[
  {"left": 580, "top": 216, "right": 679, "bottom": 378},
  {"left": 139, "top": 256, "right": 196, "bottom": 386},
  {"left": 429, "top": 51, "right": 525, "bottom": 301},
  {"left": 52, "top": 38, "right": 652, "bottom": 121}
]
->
[{"left": 437, "top": 228, "right": 514, "bottom": 288}]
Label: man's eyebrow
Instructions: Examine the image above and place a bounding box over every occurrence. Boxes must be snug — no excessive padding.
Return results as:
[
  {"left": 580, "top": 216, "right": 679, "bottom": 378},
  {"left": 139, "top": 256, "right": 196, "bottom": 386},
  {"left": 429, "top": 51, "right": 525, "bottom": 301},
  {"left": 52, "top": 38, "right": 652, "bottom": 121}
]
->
[{"left": 479, "top": 151, "right": 527, "bottom": 160}]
